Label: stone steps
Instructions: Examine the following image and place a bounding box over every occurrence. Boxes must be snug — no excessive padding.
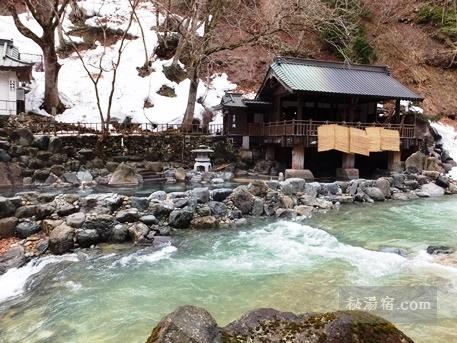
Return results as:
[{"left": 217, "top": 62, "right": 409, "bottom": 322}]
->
[{"left": 138, "top": 170, "right": 166, "bottom": 182}]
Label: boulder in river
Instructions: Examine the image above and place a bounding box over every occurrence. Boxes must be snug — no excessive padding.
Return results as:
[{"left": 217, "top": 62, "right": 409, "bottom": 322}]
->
[
  {"left": 190, "top": 187, "right": 210, "bottom": 204},
  {"left": 405, "top": 151, "right": 426, "bottom": 173},
  {"left": 247, "top": 180, "right": 270, "bottom": 197},
  {"left": 76, "top": 229, "right": 99, "bottom": 248},
  {"left": 82, "top": 214, "right": 116, "bottom": 242},
  {"left": 364, "top": 187, "right": 386, "bottom": 202},
  {"left": 0, "top": 162, "right": 23, "bottom": 188},
  {"left": 146, "top": 306, "right": 221, "bottom": 343},
  {"left": 66, "top": 212, "right": 86, "bottom": 228},
  {"left": 211, "top": 188, "right": 232, "bottom": 202},
  {"left": 435, "top": 175, "right": 450, "bottom": 188},
  {"left": 208, "top": 201, "right": 228, "bottom": 218},
  {"left": 16, "top": 221, "right": 41, "bottom": 238},
  {"left": 191, "top": 216, "right": 217, "bottom": 229},
  {"left": 420, "top": 183, "right": 445, "bottom": 197},
  {"left": 168, "top": 207, "right": 194, "bottom": 229},
  {"left": 0, "top": 246, "right": 27, "bottom": 274},
  {"left": 128, "top": 222, "right": 150, "bottom": 243},
  {"left": 49, "top": 224, "right": 75, "bottom": 254},
  {"left": 0, "top": 217, "right": 18, "bottom": 238},
  {"left": 116, "top": 208, "right": 140, "bottom": 223},
  {"left": 280, "top": 178, "right": 306, "bottom": 195},
  {"left": 140, "top": 215, "right": 159, "bottom": 226},
  {"left": 108, "top": 163, "right": 143, "bottom": 187},
  {"left": 229, "top": 186, "right": 254, "bottom": 215},
  {"left": 145, "top": 306, "right": 415, "bottom": 343},
  {"left": 375, "top": 177, "right": 391, "bottom": 198},
  {"left": 0, "top": 196, "right": 20, "bottom": 219},
  {"left": 427, "top": 245, "right": 455, "bottom": 255}
]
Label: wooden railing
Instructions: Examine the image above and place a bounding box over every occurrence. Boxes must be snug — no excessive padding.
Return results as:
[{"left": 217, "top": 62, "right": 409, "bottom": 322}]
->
[
  {"left": 0, "top": 100, "right": 17, "bottom": 116},
  {"left": 248, "top": 120, "right": 416, "bottom": 139},
  {"left": 27, "top": 122, "right": 225, "bottom": 136}
]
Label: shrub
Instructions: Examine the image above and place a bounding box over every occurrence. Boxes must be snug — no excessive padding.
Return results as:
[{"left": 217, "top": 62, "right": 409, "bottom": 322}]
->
[
  {"left": 319, "top": 0, "right": 376, "bottom": 64},
  {"left": 416, "top": 4, "right": 457, "bottom": 39}
]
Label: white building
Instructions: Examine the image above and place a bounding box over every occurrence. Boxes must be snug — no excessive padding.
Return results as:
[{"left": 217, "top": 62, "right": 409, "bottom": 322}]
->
[{"left": 0, "top": 39, "right": 33, "bottom": 116}]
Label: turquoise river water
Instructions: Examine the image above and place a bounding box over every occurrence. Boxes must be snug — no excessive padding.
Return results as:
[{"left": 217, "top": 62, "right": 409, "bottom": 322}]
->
[{"left": 1, "top": 196, "right": 457, "bottom": 342}]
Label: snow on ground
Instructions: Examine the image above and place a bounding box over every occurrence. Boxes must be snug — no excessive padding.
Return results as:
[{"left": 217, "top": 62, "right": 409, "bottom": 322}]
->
[
  {"left": 0, "top": 0, "right": 236, "bottom": 125},
  {"left": 431, "top": 122, "right": 457, "bottom": 180}
]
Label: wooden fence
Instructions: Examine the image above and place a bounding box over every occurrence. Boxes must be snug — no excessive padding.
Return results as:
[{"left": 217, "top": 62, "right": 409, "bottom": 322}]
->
[{"left": 26, "top": 122, "right": 224, "bottom": 136}]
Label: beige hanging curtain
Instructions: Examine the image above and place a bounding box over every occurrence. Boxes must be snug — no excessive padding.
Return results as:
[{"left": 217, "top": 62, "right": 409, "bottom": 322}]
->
[
  {"left": 380, "top": 128, "right": 401, "bottom": 151},
  {"left": 334, "top": 125, "right": 350, "bottom": 153},
  {"left": 365, "top": 127, "right": 382, "bottom": 152},
  {"left": 349, "top": 127, "right": 370, "bottom": 156},
  {"left": 318, "top": 124, "right": 336, "bottom": 152}
]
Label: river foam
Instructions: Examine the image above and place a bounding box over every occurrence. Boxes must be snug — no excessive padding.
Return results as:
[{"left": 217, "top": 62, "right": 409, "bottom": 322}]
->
[
  {"left": 116, "top": 244, "right": 177, "bottom": 267},
  {"left": 125, "top": 221, "right": 410, "bottom": 281},
  {"left": 0, "top": 254, "right": 79, "bottom": 303}
]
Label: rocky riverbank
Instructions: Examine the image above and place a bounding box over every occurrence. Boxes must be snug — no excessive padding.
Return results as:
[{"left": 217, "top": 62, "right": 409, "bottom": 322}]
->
[
  {"left": 1, "top": 166, "right": 457, "bottom": 274},
  {"left": 145, "top": 305, "right": 414, "bottom": 343}
]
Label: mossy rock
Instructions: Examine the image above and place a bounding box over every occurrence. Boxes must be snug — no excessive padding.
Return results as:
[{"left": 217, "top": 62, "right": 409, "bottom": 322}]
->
[
  {"left": 163, "top": 64, "right": 188, "bottom": 83},
  {"left": 146, "top": 307, "right": 415, "bottom": 343},
  {"left": 157, "top": 85, "right": 177, "bottom": 98}
]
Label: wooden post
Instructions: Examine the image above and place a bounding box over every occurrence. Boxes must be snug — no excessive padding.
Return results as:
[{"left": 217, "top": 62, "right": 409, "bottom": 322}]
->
[
  {"left": 266, "top": 145, "right": 275, "bottom": 161},
  {"left": 342, "top": 153, "right": 355, "bottom": 169},
  {"left": 395, "top": 99, "right": 401, "bottom": 117},
  {"left": 297, "top": 94, "right": 304, "bottom": 120},
  {"left": 292, "top": 145, "right": 305, "bottom": 170},
  {"left": 388, "top": 151, "right": 402, "bottom": 171},
  {"left": 242, "top": 136, "right": 250, "bottom": 150}
]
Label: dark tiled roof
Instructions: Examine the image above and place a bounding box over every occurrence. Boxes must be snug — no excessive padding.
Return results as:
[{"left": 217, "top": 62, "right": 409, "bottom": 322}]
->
[
  {"left": 221, "top": 93, "right": 247, "bottom": 108},
  {"left": 265, "top": 57, "right": 423, "bottom": 101},
  {"left": 220, "top": 93, "right": 272, "bottom": 109},
  {"left": 0, "top": 39, "right": 34, "bottom": 68}
]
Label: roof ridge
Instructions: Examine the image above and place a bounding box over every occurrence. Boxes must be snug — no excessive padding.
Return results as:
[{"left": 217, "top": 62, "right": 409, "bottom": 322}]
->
[{"left": 274, "top": 56, "right": 390, "bottom": 74}]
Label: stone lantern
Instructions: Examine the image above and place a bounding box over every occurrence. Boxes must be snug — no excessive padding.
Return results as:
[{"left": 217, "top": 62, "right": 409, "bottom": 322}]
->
[{"left": 192, "top": 145, "right": 214, "bottom": 172}]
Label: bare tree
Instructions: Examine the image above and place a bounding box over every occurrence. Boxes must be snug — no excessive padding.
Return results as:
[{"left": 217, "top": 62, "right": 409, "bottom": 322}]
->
[
  {"left": 54, "top": 0, "right": 139, "bottom": 135},
  {"left": 151, "top": 0, "right": 297, "bottom": 129},
  {"left": 128, "top": 0, "right": 152, "bottom": 76},
  {"left": 69, "top": 0, "right": 86, "bottom": 24},
  {"left": 7, "top": 0, "right": 70, "bottom": 114}
]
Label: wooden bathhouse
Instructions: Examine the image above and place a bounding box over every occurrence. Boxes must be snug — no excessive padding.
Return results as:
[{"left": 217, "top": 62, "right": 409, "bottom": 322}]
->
[
  {"left": 0, "top": 39, "right": 34, "bottom": 116},
  {"left": 220, "top": 57, "right": 424, "bottom": 179}
]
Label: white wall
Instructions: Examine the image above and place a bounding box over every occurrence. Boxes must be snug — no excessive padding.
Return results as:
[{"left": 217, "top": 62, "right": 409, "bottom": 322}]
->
[{"left": 0, "top": 71, "right": 18, "bottom": 116}]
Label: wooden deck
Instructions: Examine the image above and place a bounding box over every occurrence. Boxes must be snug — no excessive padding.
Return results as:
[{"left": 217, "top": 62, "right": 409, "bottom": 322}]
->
[
  {"left": 248, "top": 120, "right": 415, "bottom": 138},
  {"left": 247, "top": 120, "right": 418, "bottom": 148},
  {"left": 19, "top": 119, "right": 420, "bottom": 150}
]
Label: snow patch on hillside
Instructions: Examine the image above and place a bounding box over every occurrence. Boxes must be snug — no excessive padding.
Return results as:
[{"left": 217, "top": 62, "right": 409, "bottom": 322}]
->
[
  {"left": 431, "top": 122, "right": 457, "bottom": 179},
  {"left": 0, "top": 0, "right": 236, "bottom": 125}
]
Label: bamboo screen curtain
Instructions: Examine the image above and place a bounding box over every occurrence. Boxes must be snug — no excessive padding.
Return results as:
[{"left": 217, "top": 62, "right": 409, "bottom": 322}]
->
[{"left": 318, "top": 125, "right": 400, "bottom": 155}]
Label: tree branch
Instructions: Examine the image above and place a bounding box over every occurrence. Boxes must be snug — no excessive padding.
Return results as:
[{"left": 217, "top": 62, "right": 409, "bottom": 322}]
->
[{"left": 7, "top": 3, "right": 43, "bottom": 47}]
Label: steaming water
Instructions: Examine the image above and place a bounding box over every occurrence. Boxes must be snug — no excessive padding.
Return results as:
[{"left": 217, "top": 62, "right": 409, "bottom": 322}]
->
[{"left": 1, "top": 198, "right": 457, "bottom": 342}]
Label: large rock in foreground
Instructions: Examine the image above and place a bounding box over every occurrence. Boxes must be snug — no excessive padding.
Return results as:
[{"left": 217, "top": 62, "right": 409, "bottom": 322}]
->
[
  {"left": 146, "top": 306, "right": 414, "bottom": 343},
  {"left": 146, "top": 306, "right": 221, "bottom": 343}
]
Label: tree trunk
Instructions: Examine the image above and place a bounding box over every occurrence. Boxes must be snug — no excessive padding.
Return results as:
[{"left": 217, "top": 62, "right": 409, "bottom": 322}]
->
[
  {"left": 43, "top": 40, "right": 64, "bottom": 114},
  {"left": 171, "top": 34, "right": 186, "bottom": 67},
  {"left": 69, "top": 0, "right": 85, "bottom": 24},
  {"left": 57, "top": 24, "right": 66, "bottom": 49},
  {"left": 181, "top": 66, "right": 199, "bottom": 131}
]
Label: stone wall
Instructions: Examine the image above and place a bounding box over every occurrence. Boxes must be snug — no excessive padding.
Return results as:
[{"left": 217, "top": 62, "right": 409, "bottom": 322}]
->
[{"left": 56, "top": 135, "right": 238, "bottom": 164}]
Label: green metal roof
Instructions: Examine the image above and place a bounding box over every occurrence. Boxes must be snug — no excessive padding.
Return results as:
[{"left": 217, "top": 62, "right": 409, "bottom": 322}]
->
[{"left": 262, "top": 57, "right": 423, "bottom": 101}]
